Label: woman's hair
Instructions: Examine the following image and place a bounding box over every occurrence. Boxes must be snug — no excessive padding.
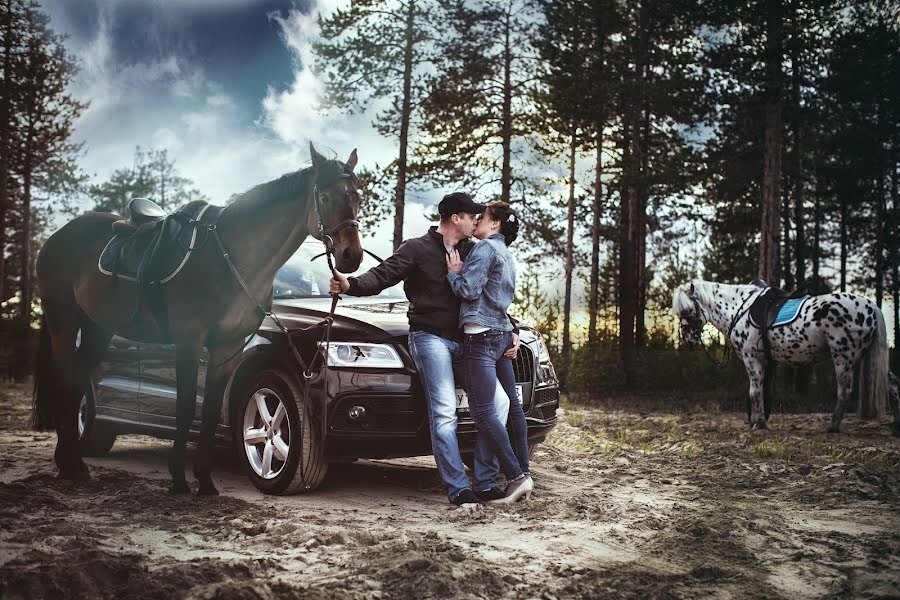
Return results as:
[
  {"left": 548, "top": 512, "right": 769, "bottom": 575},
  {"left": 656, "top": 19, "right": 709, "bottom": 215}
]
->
[{"left": 486, "top": 200, "right": 519, "bottom": 246}]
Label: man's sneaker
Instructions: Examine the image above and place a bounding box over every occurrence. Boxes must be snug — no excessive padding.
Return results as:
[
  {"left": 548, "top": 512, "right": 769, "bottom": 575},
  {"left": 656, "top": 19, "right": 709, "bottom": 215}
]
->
[
  {"left": 451, "top": 489, "right": 480, "bottom": 506},
  {"left": 475, "top": 487, "right": 505, "bottom": 501}
]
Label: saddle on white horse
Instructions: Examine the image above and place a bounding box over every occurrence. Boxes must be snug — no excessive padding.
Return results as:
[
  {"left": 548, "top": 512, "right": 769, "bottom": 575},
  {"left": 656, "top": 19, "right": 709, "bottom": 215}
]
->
[{"left": 748, "top": 285, "right": 811, "bottom": 330}]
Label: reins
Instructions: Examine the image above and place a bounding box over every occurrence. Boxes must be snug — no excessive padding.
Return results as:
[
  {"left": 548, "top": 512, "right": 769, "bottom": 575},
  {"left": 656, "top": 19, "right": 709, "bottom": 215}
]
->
[{"left": 206, "top": 171, "right": 362, "bottom": 486}]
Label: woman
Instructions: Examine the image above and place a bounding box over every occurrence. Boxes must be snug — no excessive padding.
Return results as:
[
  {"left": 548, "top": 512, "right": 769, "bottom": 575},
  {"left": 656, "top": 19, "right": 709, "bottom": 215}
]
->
[{"left": 446, "top": 200, "right": 532, "bottom": 503}]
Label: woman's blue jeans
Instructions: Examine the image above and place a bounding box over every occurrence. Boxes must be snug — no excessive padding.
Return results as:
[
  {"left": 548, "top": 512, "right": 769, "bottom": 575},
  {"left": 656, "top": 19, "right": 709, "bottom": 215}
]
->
[{"left": 463, "top": 329, "right": 530, "bottom": 481}]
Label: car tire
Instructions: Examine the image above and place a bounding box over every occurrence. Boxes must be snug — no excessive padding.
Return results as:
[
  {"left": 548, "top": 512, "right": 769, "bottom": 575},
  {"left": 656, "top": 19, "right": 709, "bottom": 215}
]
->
[
  {"left": 235, "top": 368, "right": 328, "bottom": 495},
  {"left": 78, "top": 384, "right": 116, "bottom": 457}
]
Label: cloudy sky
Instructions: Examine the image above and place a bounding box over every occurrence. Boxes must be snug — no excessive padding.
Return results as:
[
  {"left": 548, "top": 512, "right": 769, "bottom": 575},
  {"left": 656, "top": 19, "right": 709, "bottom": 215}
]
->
[{"left": 41, "top": 0, "right": 433, "bottom": 260}]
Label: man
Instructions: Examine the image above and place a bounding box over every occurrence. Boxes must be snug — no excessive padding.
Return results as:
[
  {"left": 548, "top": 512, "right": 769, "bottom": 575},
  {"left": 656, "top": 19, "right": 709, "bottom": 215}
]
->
[{"left": 330, "top": 192, "right": 520, "bottom": 506}]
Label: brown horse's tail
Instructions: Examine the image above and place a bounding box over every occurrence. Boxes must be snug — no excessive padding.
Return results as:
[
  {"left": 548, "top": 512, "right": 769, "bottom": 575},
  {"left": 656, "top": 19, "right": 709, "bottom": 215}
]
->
[{"left": 32, "top": 314, "right": 56, "bottom": 431}]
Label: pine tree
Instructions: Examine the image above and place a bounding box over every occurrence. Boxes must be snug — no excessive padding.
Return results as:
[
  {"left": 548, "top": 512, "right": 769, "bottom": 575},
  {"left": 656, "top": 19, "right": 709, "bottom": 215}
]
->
[
  {"left": 314, "top": 0, "right": 443, "bottom": 250},
  {"left": 89, "top": 147, "right": 207, "bottom": 215},
  {"left": 419, "top": 0, "right": 541, "bottom": 202},
  {"left": 0, "top": 0, "right": 85, "bottom": 379}
]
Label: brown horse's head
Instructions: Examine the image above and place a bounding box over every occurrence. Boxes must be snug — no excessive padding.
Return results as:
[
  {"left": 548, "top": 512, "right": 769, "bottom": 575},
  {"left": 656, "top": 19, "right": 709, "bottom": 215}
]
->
[{"left": 308, "top": 143, "right": 364, "bottom": 273}]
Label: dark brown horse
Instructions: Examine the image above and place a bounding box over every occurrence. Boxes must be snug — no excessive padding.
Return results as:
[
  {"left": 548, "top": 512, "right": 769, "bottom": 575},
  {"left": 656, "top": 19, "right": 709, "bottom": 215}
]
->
[{"left": 32, "top": 144, "right": 363, "bottom": 495}]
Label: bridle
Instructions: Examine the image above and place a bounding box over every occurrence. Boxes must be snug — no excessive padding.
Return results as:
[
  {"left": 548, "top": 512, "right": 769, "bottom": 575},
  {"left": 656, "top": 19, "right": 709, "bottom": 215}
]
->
[
  {"left": 310, "top": 175, "right": 383, "bottom": 265},
  {"left": 313, "top": 178, "right": 360, "bottom": 243},
  {"left": 682, "top": 288, "right": 761, "bottom": 369}
]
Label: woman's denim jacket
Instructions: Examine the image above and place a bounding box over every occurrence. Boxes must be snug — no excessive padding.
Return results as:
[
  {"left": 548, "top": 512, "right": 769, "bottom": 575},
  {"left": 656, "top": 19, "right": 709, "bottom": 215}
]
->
[{"left": 447, "top": 233, "right": 516, "bottom": 331}]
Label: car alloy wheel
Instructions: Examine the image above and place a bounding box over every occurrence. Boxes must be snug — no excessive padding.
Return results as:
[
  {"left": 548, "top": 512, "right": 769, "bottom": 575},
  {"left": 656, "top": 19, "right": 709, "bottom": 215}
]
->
[{"left": 242, "top": 387, "right": 291, "bottom": 480}]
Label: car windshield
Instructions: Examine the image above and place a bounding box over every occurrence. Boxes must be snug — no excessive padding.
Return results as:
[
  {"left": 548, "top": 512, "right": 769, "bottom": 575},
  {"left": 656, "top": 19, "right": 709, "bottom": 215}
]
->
[{"left": 273, "top": 239, "right": 405, "bottom": 300}]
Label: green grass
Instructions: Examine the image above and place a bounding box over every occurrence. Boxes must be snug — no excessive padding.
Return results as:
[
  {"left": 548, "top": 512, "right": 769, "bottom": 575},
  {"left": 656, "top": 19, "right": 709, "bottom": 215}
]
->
[{"left": 753, "top": 437, "right": 899, "bottom": 474}]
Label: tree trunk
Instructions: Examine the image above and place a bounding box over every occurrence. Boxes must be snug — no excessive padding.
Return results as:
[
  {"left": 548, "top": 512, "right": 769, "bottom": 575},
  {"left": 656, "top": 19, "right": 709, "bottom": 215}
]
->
[
  {"left": 561, "top": 124, "right": 577, "bottom": 389},
  {"left": 0, "top": 0, "right": 14, "bottom": 302},
  {"left": 15, "top": 119, "right": 33, "bottom": 381},
  {"left": 588, "top": 12, "right": 606, "bottom": 346},
  {"left": 500, "top": 2, "right": 513, "bottom": 203},
  {"left": 891, "top": 148, "right": 898, "bottom": 350},
  {"left": 840, "top": 198, "right": 847, "bottom": 292},
  {"left": 782, "top": 177, "right": 793, "bottom": 289},
  {"left": 635, "top": 101, "right": 649, "bottom": 349},
  {"left": 759, "top": 0, "right": 783, "bottom": 287},
  {"left": 619, "top": 143, "right": 638, "bottom": 388},
  {"left": 791, "top": 12, "right": 805, "bottom": 287},
  {"left": 812, "top": 182, "right": 820, "bottom": 285},
  {"left": 392, "top": 0, "right": 415, "bottom": 251},
  {"left": 589, "top": 123, "right": 603, "bottom": 345},
  {"left": 874, "top": 107, "right": 885, "bottom": 308}
]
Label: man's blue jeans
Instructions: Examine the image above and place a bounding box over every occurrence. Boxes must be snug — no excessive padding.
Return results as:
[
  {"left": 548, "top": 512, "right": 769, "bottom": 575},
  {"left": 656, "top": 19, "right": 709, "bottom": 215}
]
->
[{"left": 408, "top": 331, "right": 509, "bottom": 501}]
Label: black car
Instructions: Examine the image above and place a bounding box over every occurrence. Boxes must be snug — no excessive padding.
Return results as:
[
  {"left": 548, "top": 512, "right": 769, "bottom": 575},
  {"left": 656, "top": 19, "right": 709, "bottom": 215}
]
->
[{"left": 77, "top": 239, "right": 561, "bottom": 494}]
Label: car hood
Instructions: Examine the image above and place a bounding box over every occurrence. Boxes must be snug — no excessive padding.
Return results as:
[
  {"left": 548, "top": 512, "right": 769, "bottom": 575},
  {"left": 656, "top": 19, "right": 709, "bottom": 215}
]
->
[
  {"left": 268, "top": 297, "right": 538, "bottom": 345},
  {"left": 269, "top": 297, "right": 412, "bottom": 341}
]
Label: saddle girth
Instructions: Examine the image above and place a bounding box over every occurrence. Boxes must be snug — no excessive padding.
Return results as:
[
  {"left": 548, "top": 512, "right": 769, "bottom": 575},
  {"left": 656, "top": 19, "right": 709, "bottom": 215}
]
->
[{"left": 747, "top": 285, "right": 811, "bottom": 362}]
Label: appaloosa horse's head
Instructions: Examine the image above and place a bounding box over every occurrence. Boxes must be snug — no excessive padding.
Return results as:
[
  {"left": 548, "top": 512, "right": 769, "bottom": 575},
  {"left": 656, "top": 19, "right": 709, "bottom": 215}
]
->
[
  {"left": 308, "top": 143, "right": 364, "bottom": 273},
  {"left": 672, "top": 282, "right": 708, "bottom": 349}
]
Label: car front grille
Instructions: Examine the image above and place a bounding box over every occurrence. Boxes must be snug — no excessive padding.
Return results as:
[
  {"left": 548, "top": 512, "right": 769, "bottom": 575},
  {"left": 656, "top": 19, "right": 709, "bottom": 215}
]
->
[
  {"left": 532, "top": 386, "right": 560, "bottom": 420},
  {"left": 512, "top": 345, "right": 534, "bottom": 383}
]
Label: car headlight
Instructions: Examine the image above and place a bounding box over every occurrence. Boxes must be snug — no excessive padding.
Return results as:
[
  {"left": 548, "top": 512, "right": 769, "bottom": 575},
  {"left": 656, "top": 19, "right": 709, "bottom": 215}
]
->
[
  {"left": 317, "top": 342, "right": 404, "bottom": 368},
  {"left": 535, "top": 334, "right": 551, "bottom": 363},
  {"left": 533, "top": 335, "right": 557, "bottom": 386}
]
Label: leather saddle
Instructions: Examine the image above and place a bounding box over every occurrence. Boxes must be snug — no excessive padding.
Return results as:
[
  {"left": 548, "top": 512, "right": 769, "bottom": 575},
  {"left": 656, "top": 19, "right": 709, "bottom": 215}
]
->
[
  {"left": 100, "top": 198, "right": 219, "bottom": 284},
  {"left": 748, "top": 283, "right": 811, "bottom": 330},
  {"left": 99, "top": 198, "right": 224, "bottom": 337}
]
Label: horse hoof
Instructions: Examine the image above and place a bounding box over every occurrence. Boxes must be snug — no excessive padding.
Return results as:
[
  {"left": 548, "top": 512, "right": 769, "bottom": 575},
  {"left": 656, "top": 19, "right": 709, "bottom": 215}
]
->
[
  {"left": 197, "top": 484, "right": 220, "bottom": 497},
  {"left": 169, "top": 482, "right": 190, "bottom": 494},
  {"left": 57, "top": 469, "right": 91, "bottom": 481}
]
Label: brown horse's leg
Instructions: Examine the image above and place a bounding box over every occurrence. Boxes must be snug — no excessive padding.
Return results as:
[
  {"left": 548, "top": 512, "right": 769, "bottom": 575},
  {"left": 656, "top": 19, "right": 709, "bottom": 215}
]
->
[
  {"left": 45, "top": 309, "right": 87, "bottom": 479},
  {"left": 169, "top": 341, "right": 200, "bottom": 494},
  {"left": 194, "top": 341, "right": 243, "bottom": 496}
]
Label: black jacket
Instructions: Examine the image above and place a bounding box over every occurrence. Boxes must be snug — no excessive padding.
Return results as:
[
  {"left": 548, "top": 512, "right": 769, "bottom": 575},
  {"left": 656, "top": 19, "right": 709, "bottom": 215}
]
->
[{"left": 348, "top": 227, "right": 516, "bottom": 340}]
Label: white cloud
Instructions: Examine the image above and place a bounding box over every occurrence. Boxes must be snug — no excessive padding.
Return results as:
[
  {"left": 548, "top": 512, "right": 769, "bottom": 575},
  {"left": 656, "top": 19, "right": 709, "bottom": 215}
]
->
[{"left": 260, "top": 8, "right": 337, "bottom": 145}]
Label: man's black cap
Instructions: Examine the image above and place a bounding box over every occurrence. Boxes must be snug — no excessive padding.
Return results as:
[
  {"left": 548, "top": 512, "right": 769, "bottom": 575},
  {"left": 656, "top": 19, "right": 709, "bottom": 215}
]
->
[{"left": 438, "top": 192, "right": 486, "bottom": 218}]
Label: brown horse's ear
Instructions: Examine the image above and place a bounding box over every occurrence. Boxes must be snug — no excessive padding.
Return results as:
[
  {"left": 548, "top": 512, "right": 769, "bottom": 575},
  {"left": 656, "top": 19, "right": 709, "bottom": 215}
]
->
[
  {"left": 310, "top": 142, "right": 326, "bottom": 169},
  {"left": 347, "top": 148, "right": 358, "bottom": 171}
]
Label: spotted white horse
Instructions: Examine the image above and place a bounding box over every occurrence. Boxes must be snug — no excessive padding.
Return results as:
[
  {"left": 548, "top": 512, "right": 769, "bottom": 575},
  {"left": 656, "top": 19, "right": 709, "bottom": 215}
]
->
[{"left": 673, "top": 280, "right": 900, "bottom": 434}]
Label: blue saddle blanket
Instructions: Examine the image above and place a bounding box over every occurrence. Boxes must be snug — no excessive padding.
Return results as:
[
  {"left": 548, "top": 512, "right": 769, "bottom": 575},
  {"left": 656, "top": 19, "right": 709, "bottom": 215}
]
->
[{"left": 771, "top": 298, "right": 806, "bottom": 327}]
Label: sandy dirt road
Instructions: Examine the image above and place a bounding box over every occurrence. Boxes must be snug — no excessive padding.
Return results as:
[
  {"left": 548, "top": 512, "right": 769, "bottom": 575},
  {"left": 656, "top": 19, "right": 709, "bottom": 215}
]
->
[{"left": 1, "top": 382, "right": 898, "bottom": 599}]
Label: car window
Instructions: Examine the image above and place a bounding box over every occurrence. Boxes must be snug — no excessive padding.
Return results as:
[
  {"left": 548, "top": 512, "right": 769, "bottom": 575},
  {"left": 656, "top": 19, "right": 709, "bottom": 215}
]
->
[{"left": 274, "top": 239, "right": 405, "bottom": 300}]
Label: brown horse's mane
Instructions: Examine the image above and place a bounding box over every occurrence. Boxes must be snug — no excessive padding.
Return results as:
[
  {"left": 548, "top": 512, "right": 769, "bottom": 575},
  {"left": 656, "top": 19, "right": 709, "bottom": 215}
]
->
[{"left": 224, "top": 166, "right": 314, "bottom": 219}]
